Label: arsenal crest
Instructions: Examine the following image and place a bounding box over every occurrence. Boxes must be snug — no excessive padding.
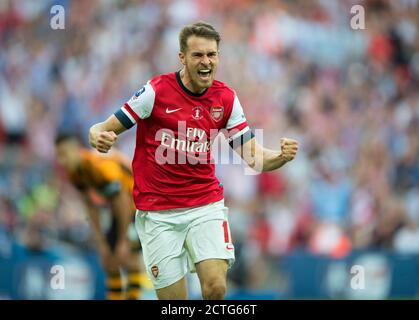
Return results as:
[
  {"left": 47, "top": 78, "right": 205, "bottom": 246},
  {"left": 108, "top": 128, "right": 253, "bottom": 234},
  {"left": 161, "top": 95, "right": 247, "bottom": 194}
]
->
[
  {"left": 210, "top": 106, "right": 224, "bottom": 122},
  {"left": 151, "top": 265, "right": 159, "bottom": 278}
]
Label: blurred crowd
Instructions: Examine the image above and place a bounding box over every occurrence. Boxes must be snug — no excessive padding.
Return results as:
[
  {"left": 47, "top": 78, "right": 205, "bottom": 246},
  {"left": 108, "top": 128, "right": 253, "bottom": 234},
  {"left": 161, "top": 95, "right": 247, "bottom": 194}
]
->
[{"left": 1, "top": 0, "right": 418, "bottom": 292}]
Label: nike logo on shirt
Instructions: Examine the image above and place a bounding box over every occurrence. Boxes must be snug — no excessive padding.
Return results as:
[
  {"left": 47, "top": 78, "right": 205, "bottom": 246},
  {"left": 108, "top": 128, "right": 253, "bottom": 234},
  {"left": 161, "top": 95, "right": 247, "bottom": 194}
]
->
[{"left": 166, "top": 107, "right": 182, "bottom": 113}]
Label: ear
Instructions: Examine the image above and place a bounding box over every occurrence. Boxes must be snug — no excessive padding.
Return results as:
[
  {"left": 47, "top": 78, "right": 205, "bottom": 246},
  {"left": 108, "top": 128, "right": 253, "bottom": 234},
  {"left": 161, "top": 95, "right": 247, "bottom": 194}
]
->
[{"left": 178, "top": 51, "right": 186, "bottom": 66}]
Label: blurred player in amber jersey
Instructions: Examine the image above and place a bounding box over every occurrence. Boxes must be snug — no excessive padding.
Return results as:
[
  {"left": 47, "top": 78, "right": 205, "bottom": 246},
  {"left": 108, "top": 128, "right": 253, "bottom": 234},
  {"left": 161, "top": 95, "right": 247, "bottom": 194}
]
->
[{"left": 55, "top": 134, "right": 150, "bottom": 300}]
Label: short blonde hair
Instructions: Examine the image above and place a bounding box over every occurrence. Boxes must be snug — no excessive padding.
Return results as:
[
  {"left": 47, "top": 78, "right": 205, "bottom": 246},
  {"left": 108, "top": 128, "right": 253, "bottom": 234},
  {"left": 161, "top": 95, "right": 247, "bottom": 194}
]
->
[{"left": 179, "top": 21, "right": 221, "bottom": 53}]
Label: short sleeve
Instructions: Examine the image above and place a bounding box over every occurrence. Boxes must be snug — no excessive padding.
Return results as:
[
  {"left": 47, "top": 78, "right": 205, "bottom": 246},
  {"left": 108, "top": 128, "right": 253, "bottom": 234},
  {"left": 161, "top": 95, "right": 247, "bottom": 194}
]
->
[
  {"left": 225, "top": 95, "right": 253, "bottom": 148},
  {"left": 114, "top": 82, "right": 156, "bottom": 129}
]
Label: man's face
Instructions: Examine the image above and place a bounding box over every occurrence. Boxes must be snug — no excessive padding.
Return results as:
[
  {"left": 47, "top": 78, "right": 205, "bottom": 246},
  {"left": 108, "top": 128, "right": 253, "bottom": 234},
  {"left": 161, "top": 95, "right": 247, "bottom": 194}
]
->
[
  {"left": 179, "top": 35, "right": 219, "bottom": 93},
  {"left": 56, "top": 140, "right": 80, "bottom": 172}
]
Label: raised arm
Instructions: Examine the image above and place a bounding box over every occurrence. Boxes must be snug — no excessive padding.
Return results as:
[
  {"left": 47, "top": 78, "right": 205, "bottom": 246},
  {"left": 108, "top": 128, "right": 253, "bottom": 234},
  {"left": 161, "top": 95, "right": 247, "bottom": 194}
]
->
[
  {"left": 89, "top": 82, "right": 155, "bottom": 153},
  {"left": 234, "top": 136, "right": 298, "bottom": 172},
  {"left": 89, "top": 115, "right": 126, "bottom": 153}
]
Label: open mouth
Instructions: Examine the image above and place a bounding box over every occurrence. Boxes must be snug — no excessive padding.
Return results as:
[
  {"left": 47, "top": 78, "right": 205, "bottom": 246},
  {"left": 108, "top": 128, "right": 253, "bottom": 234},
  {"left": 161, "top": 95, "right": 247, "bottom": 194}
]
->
[{"left": 197, "top": 69, "right": 211, "bottom": 80}]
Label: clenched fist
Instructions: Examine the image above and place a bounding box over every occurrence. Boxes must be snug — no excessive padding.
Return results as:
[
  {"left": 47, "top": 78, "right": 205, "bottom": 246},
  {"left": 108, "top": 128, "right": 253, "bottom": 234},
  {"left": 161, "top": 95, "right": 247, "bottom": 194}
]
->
[
  {"left": 279, "top": 138, "right": 298, "bottom": 162},
  {"left": 89, "top": 130, "right": 118, "bottom": 153}
]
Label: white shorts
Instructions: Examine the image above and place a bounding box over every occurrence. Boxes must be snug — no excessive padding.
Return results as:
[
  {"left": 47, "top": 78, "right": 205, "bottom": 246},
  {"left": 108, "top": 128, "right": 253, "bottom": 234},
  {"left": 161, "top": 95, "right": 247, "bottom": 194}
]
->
[{"left": 135, "top": 199, "right": 235, "bottom": 289}]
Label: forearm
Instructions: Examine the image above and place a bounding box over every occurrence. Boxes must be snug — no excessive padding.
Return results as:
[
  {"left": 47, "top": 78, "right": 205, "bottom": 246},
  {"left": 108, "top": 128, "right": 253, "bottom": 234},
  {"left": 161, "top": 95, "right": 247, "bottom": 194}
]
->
[
  {"left": 238, "top": 137, "right": 297, "bottom": 172},
  {"left": 84, "top": 198, "right": 107, "bottom": 245},
  {"left": 261, "top": 148, "right": 288, "bottom": 172},
  {"left": 110, "top": 192, "right": 132, "bottom": 243}
]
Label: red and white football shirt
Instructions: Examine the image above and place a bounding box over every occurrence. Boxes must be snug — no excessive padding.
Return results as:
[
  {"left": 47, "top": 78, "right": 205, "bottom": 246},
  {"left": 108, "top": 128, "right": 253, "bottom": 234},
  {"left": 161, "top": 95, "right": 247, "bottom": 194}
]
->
[{"left": 114, "top": 71, "right": 252, "bottom": 210}]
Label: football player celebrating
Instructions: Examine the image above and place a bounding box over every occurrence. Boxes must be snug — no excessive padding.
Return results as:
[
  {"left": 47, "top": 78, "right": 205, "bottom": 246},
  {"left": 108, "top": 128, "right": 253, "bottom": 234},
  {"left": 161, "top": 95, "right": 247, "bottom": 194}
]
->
[{"left": 89, "top": 22, "right": 298, "bottom": 300}]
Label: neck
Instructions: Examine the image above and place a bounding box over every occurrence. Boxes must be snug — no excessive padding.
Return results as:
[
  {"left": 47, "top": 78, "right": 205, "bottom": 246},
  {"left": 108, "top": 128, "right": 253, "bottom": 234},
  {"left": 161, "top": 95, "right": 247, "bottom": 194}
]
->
[{"left": 180, "top": 68, "right": 205, "bottom": 94}]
